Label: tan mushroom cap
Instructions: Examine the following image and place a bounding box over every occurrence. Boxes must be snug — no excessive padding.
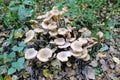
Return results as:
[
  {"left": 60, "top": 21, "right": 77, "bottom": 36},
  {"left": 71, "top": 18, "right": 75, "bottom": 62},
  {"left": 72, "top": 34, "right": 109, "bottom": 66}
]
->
[
  {"left": 41, "top": 22, "right": 48, "bottom": 29},
  {"left": 34, "top": 28, "right": 44, "bottom": 33},
  {"left": 66, "top": 37, "right": 76, "bottom": 42},
  {"left": 70, "top": 40, "right": 83, "bottom": 52},
  {"left": 60, "top": 7, "right": 68, "bottom": 15},
  {"left": 43, "top": 15, "right": 53, "bottom": 22},
  {"left": 71, "top": 51, "right": 83, "bottom": 57},
  {"left": 66, "top": 32, "right": 71, "bottom": 39},
  {"left": 54, "top": 38, "right": 65, "bottom": 45},
  {"left": 25, "top": 48, "right": 38, "bottom": 59},
  {"left": 78, "top": 38, "right": 88, "bottom": 45},
  {"left": 48, "top": 22, "right": 57, "bottom": 30},
  {"left": 24, "top": 30, "right": 35, "bottom": 43},
  {"left": 78, "top": 48, "right": 88, "bottom": 59},
  {"left": 50, "top": 6, "right": 60, "bottom": 16},
  {"left": 37, "top": 48, "right": 52, "bottom": 62},
  {"left": 30, "top": 20, "right": 38, "bottom": 24},
  {"left": 49, "top": 31, "right": 58, "bottom": 37},
  {"left": 37, "top": 15, "right": 46, "bottom": 19},
  {"left": 58, "top": 42, "right": 71, "bottom": 49},
  {"left": 96, "top": 31, "right": 104, "bottom": 38},
  {"left": 58, "top": 28, "right": 68, "bottom": 36},
  {"left": 62, "top": 7, "right": 68, "bottom": 12},
  {"left": 57, "top": 51, "right": 72, "bottom": 62},
  {"left": 83, "top": 54, "right": 90, "bottom": 61},
  {"left": 79, "top": 28, "right": 91, "bottom": 37},
  {"left": 49, "top": 40, "right": 55, "bottom": 44},
  {"left": 67, "top": 26, "right": 76, "bottom": 32}
]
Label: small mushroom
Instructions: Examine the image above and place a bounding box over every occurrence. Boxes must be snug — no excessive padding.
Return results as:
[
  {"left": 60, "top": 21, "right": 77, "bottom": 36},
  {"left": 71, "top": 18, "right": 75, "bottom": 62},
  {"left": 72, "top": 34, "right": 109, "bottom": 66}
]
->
[
  {"left": 49, "top": 40, "right": 55, "bottom": 44},
  {"left": 37, "top": 48, "right": 53, "bottom": 62},
  {"left": 30, "top": 20, "right": 38, "bottom": 24},
  {"left": 79, "top": 28, "right": 91, "bottom": 37},
  {"left": 48, "top": 22, "right": 57, "bottom": 31},
  {"left": 54, "top": 38, "right": 65, "bottom": 45},
  {"left": 78, "top": 48, "right": 88, "bottom": 59},
  {"left": 41, "top": 22, "right": 48, "bottom": 29},
  {"left": 50, "top": 8, "right": 60, "bottom": 16},
  {"left": 37, "top": 15, "right": 46, "bottom": 19},
  {"left": 70, "top": 40, "right": 83, "bottom": 52},
  {"left": 85, "top": 42, "right": 98, "bottom": 49},
  {"left": 24, "top": 30, "right": 35, "bottom": 43},
  {"left": 66, "top": 37, "right": 76, "bottom": 42},
  {"left": 62, "top": 7, "right": 68, "bottom": 13},
  {"left": 34, "top": 28, "right": 44, "bottom": 33},
  {"left": 66, "top": 32, "right": 71, "bottom": 39},
  {"left": 83, "top": 54, "right": 90, "bottom": 61},
  {"left": 96, "top": 31, "right": 104, "bottom": 38},
  {"left": 60, "top": 7, "right": 68, "bottom": 15},
  {"left": 25, "top": 48, "right": 38, "bottom": 59},
  {"left": 78, "top": 38, "right": 88, "bottom": 45},
  {"left": 57, "top": 51, "right": 72, "bottom": 62},
  {"left": 71, "top": 51, "right": 83, "bottom": 57},
  {"left": 49, "top": 31, "right": 58, "bottom": 37},
  {"left": 43, "top": 15, "right": 53, "bottom": 22},
  {"left": 58, "top": 28, "right": 68, "bottom": 36},
  {"left": 67, "top": 26, "right": 76, "bottom": 32},
  {"left": 58, "top": 42, "right": 71, "bottom": 49}
]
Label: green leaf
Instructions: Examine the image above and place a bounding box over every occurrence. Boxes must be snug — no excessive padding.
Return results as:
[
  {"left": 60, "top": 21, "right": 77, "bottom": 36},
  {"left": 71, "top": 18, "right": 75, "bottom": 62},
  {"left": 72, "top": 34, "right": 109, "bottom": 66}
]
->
[
  {"left": 18, "top": 57, "right": 25, "bottom": 64},
  {"left": 23, "top": 0, "right": 35, "bottom": 6},
  {"left": 6, "top": 52, "right": 16, "bottom": 62},
  {"left": 0, "top": 65, "right": 7, "bottom": 74},
  {"left": 18, "top": 5, "right": 26, "bottom": 21},
  {"left": 12, "top": 57, "right": 25, "bottom": 70},
  {"left": 0, "top": 75, "right": 3, "bottom": 80},
  {"left": 6, "top": 30, "right": 14, "bottom": 43},
  {"left": 8, "top": 67, "right": 16, "bottom": 75},
  {"left": 19, "top": 41, "right": 26, "bottom": 47},
  {"left": 100, "top": 45, "right": 109, "bottom": 51},
  {"left": 9, "top": 52, "right": 16, "bottom": 58},
  {"left": 12, "top": 46, "right": 18, "bottom": 51},
  {"left": 94, "top": 68, "right": 101, "bottom": 74},
  {"left": 12, "top": 62, "right": 18, "bottom": 69},
  {"left": 104, "top": 32, "right": 112, "bottom": 39},
  {"left": 9, "top": 6, "right": 19, "bottom": 12},
  {"left": 17, "top": 57, "right": 25, "bottom": 70},
  {"left": 68, "top": 0, "right": 75, "bottom": 4},
  {"left": 12, "top": 46, "right": 24, "bottom": 52},
  {"left": 17, "top": 63, "right": 24, "bottom": 70}
]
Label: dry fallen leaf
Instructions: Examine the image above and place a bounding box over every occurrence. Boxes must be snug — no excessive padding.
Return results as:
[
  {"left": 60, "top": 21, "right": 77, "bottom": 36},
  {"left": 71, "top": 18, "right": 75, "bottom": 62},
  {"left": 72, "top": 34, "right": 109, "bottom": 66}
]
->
[
  {"left": 100, "top": 59, "right": 108, "bottom": 71},
  {"left": 89, "top": 60, "right": 98, "bottom": 67},
  {"left": 82, "top": 66, "right": 95, "bottom": 80},
  {"left": 4, "top": 75, "right": 12, "bottom": 80},
  {"left": 112, "top": 57, "right": 120, "bottom": 64}
]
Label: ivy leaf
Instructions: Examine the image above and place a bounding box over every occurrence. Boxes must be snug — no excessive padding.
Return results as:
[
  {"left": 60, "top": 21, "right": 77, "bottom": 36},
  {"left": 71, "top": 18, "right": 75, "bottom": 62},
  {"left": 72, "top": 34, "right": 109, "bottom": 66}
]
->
[
  {"left": 12, "top": 46, "right": 24, "bottom": 52},
  {"left": 9, "top": 52, "right": 16, "bottom": 58},
  {"left": 104, "top": 32, "right": 112, "bottom": 39},
  {"left": 17, "top": 57, "right": 25, "bottom": 70},
  {"left": 6, "top": 30, "right": 14, "bottom": 43},
  {"left": 23, "top": 0, "right": 35, "bottom": 6},
  {"left": 6, "top": 52, "right": 16, "bottom": 62},
  {"left": 12, "top": 62, "right": 18, "bottom": 69},
  {"left": 17, "top": 57, "right": 25, "bottom": 64},
  {"left": 8, "top": 67, "right": 16, "bottom": 75},
  {"left": 100, "top": 45, "right": 109, "bottom": 51},
  {"left": 12, "top": 57, "right": 25, "bottom": 70},
  {"left": 19, "top": 41, "right": 26, "bottom": 47},
  {"left": 18, "top": 5, "right": 26, "bottom": 21},
  {"left": 0, "top": 65, "right": 7, "bottom": 74}
]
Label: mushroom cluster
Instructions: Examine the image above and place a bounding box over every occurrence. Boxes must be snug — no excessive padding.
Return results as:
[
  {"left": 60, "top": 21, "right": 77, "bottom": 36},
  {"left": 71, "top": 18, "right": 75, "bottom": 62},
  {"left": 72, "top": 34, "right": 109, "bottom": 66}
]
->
[{"left": 24, "top": 6, "right": 98, "bottom": 62}]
